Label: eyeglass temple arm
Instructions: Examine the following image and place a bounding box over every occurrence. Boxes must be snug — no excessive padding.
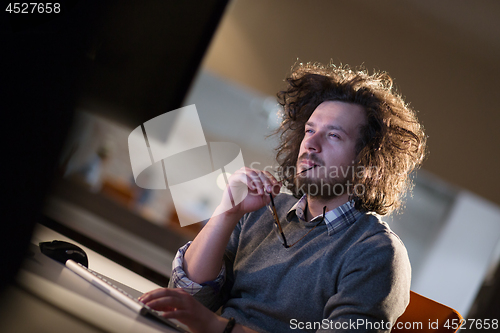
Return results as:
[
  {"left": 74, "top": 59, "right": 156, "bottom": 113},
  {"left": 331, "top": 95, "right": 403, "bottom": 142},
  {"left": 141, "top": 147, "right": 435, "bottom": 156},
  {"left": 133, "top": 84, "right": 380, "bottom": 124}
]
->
[
  {"left": 268, "top": 193, "right": 288, "bottom": 247},
  {"left": 279, "top": 166, "right": 314, "bottom": 183}
]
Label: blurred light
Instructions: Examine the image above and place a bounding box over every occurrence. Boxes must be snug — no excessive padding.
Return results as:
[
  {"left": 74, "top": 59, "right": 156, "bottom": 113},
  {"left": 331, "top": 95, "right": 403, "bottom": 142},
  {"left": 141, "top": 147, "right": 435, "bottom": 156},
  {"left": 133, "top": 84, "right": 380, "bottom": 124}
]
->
[
  {"left": 263, "top": 96, "right": 283, "bottom": 129},
  {"left": 217, "top": 172, "right": 231, "bottom": 190}
]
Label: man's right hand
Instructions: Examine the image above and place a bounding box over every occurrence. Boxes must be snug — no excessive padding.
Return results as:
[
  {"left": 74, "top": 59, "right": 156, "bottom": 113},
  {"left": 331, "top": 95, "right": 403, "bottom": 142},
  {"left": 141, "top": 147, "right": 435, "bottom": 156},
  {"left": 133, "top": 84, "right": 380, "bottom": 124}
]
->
[
  {"left": 218, "top": 167, "right": 282, "bottom": 220},
  {"left": 183, "top": 167, "right": 281, "bottom": 284}
]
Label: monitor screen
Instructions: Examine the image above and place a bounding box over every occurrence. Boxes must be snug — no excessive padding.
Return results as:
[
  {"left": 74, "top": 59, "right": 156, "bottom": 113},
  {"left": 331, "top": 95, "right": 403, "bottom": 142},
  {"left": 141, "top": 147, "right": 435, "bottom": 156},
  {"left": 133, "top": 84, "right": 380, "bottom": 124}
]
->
[{"left": 3, "top": 0, "right": 229, "bottom": 288}]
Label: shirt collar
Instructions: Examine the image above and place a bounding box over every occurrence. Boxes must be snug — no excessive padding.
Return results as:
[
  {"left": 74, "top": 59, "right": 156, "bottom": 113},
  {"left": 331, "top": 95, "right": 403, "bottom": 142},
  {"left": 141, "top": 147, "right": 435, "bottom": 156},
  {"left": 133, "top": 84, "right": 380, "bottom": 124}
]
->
[{"left": 286, "top": 194, "right": 362, "bottom": 236}]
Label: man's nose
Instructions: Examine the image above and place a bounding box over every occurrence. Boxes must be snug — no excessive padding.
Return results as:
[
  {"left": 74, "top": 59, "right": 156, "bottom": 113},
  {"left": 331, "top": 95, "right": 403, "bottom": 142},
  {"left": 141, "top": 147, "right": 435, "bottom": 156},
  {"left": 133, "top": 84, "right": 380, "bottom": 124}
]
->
[{"left": 304, "top": 132, "right": 322, "bottom": 152}]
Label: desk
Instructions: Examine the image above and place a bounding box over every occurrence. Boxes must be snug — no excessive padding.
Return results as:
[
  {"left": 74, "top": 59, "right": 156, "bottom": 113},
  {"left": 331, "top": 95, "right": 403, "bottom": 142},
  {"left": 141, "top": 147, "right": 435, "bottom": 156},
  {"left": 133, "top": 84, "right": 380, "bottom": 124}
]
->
[{"left": 0, "top": 224, "right": 189, "bottom": 333}]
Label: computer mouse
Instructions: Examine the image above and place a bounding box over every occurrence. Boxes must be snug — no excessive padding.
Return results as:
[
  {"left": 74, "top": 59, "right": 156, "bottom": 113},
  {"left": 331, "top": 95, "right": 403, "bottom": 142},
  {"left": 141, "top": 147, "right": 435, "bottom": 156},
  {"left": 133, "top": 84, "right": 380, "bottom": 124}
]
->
[{"left": 39, "top": 240, "right": 89, "bottom": 268}]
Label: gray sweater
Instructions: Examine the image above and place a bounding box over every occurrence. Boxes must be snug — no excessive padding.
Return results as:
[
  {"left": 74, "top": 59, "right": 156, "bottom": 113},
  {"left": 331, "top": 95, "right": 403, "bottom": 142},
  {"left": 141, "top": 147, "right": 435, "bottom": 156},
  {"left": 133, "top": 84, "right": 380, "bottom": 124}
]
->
[{"left": 185, "top": 194, "right": 411, "bottom": 332}]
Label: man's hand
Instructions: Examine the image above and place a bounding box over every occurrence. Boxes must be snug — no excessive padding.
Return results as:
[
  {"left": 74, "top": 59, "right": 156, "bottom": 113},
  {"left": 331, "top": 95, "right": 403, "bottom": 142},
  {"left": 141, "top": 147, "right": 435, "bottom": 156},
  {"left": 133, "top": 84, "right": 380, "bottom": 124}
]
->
[
  {"left": 139, "top": 288, "right": 259, "bottom": 333},
  {"left": 219, "top": 167, "right": 281, "bottom": 219},
  {"left": 139, "top": 288, "right": 224, "bottom": 333},
  {"left": 183, "top": 167, "right": 280, "bottom": 285}
]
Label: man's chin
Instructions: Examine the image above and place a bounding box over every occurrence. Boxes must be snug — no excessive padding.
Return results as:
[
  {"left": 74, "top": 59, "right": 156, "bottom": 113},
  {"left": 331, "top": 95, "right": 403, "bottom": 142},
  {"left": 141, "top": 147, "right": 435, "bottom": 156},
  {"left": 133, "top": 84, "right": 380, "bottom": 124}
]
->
[{"left": 295, "top": 178, "right": 349, "bottom": 199}]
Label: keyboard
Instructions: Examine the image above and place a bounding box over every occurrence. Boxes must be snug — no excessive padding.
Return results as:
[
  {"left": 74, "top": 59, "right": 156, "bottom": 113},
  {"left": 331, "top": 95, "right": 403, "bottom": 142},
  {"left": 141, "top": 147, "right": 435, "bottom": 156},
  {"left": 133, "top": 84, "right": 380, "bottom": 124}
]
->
[{"left": 65, "top": 260, "right": 189, "bottom": 333}]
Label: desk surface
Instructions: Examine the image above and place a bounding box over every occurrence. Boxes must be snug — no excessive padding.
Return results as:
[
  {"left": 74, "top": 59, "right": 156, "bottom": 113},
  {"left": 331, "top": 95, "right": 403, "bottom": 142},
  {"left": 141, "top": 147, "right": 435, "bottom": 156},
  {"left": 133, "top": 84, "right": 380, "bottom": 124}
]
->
[{"left": 0, "top": 224, "right": 189, "bottom": 333}]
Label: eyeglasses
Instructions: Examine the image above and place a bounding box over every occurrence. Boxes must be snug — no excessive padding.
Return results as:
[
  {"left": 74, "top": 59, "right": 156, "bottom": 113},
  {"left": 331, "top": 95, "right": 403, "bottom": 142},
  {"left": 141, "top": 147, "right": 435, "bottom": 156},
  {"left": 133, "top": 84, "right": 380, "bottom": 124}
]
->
[{"left": 268, "top": 192, "right": 326, "bottom": 248}]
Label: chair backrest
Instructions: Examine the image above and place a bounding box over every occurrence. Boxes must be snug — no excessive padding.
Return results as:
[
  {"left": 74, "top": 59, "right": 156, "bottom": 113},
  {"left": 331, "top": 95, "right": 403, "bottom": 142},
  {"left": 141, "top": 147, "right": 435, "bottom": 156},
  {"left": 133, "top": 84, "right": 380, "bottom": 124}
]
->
[{"left": 392, "top": 291, "right": 463, "bottom": 333}]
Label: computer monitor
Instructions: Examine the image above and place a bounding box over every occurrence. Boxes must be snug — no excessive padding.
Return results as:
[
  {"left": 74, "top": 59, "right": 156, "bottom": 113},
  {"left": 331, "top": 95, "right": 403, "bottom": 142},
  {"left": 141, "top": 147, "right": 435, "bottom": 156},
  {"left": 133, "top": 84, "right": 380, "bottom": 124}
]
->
[{"left": 1, "top": 0, "right": 229, "bottom": 290}]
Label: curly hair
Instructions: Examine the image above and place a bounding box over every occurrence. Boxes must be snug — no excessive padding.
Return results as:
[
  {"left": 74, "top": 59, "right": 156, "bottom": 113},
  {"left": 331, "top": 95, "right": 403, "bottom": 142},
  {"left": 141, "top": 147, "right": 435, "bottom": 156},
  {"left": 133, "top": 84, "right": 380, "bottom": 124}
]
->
[{"left": 275, "top": 62, "right": 426, "bottom": 215}]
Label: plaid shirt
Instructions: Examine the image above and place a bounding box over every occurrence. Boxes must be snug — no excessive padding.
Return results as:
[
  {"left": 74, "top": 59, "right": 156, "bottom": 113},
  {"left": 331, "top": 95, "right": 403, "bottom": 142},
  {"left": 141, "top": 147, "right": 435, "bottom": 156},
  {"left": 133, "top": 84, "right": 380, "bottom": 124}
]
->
[
  {"left": 170, "top": 195, "right": 362, "bottom": 295},
  {"left": 286, "top": 194, "right": 363, "bottom": 236}
]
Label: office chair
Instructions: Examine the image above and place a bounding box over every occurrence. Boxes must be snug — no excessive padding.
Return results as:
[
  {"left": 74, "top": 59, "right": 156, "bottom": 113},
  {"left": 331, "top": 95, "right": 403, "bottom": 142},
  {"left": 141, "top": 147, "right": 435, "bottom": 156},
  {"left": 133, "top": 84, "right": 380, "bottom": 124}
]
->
[{"left": 392, "top": 291, "right": 463, "bottom": 333}]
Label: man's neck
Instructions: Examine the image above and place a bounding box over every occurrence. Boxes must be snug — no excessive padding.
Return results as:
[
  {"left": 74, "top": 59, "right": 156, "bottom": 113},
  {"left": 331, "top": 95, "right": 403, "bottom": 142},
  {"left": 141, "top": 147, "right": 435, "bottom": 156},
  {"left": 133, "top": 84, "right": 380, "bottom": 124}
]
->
[{"left": 305, "top": 194, "right": 349, "bottom": 222}]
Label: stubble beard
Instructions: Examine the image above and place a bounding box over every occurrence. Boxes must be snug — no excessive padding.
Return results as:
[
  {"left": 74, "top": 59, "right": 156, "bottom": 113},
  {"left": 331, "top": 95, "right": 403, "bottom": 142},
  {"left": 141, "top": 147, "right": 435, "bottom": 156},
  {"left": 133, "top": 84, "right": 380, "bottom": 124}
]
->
[{"left": 295, "top": 165, "right": 352, "bottom": 200}]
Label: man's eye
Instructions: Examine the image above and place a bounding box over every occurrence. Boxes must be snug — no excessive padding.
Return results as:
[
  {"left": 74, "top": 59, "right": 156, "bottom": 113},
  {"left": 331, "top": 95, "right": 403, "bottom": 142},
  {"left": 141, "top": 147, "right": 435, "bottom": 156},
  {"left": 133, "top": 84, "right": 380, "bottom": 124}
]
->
[{"left": 329, "top": 133, "right": 340, "bottom": 139}]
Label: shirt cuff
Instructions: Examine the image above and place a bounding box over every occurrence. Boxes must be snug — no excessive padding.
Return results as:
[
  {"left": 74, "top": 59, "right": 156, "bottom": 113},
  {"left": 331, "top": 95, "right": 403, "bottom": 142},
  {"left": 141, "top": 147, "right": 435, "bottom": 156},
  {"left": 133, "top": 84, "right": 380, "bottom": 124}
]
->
[{"left": 170, "top": 241, "right": 226, "bottom": 296}]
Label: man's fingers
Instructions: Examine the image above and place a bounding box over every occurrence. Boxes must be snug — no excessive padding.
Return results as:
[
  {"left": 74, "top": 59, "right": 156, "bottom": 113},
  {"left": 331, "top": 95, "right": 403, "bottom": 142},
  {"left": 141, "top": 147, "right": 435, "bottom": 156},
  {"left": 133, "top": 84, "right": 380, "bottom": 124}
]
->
[
  {"left": 139, "top": 288, "right": 167, "bottom": 303},
  {"left": 228, "top": 167, "right": 281, "bottom": 200},
  {"left": 266, "top": 175, "right": 282, "bottom": 196},
  {"left": 261, "top": 170, "right": 281, "bottom": 194},
  {"left": 231, "top": 168, "right": 263, "bottom": 195},
  {"left": 141, "top": 288, "right": 192, "bottom": 311},
  {"left": 139, "top": 288, "right": 187, "bottom": 304},
  {"left": 160, "top": 309, "right": 190, "bottom": 319},
  {"left": 244, "top": 169, "right": 265, "bottom": 194},
  {"left": 145, "top": 296, "right": 185, "bottom": 312},
  {"left": 243, "top": 168, "right": 279, "bottom": 194},
  {"left": 256, "top": 172, "right": 272, "bottom": 193}
]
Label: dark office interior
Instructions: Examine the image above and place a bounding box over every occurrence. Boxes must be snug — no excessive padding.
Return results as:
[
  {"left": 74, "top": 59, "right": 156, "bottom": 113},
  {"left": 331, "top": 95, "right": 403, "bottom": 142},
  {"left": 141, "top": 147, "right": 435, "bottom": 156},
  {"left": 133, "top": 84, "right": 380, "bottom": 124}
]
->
[{"left": 1, "top": 1, "right": 500, "bottom": 331}]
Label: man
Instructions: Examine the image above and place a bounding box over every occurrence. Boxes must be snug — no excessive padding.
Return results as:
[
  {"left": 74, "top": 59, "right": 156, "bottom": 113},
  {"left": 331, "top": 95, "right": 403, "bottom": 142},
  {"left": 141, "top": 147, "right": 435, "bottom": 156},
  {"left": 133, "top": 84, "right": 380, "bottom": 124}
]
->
[{"left": 139, "top": 63, "right": 426, "bottom": 333}]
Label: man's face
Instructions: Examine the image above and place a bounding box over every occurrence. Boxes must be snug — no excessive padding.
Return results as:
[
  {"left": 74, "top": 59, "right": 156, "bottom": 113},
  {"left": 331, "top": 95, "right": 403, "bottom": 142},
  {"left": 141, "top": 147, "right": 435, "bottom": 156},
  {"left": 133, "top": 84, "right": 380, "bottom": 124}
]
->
[{"left": 296, "top": 101, "right": 367, "bottom": 199}]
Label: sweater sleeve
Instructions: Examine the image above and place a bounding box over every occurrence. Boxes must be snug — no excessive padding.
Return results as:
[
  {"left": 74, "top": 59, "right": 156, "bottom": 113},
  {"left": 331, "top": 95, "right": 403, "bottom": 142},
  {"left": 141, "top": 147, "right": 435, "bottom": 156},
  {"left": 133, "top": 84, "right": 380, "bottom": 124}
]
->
[
  {"left": 317, "top": 231, "right": 411, "bottom": 333},
  {"left": 168, "top": 218, "right": 243, "bottom": 312},
  {"left": 168, "top": 241, "right": 226, "bottom": 295}
]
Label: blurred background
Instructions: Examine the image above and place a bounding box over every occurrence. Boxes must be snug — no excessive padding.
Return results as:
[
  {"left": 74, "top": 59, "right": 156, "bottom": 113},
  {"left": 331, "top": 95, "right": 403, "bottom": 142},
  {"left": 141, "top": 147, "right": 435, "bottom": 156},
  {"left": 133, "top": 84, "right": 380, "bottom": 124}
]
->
[{"left": 3, "top": 0, "right": 500, "bottom": 326}]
